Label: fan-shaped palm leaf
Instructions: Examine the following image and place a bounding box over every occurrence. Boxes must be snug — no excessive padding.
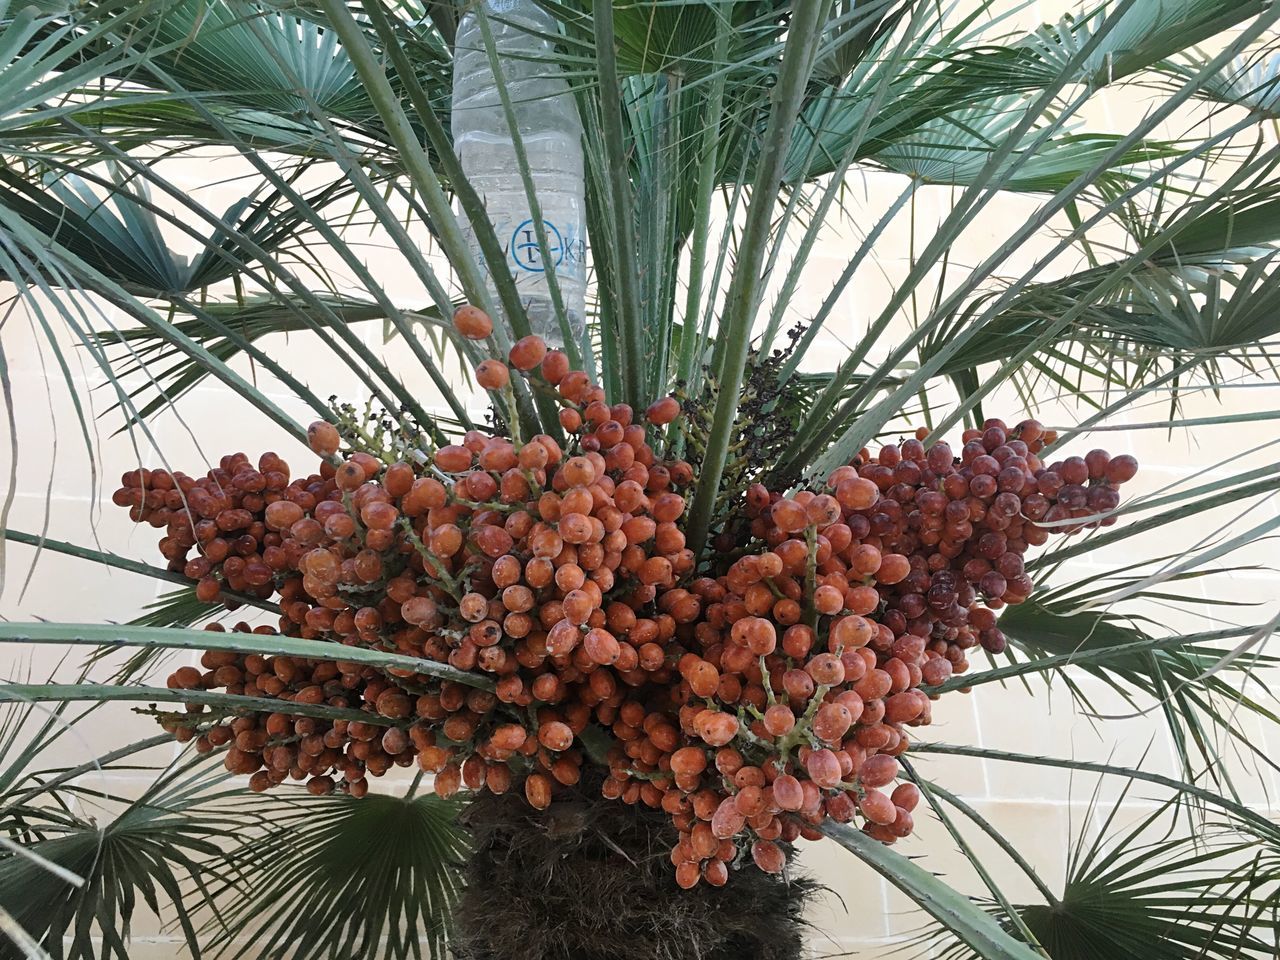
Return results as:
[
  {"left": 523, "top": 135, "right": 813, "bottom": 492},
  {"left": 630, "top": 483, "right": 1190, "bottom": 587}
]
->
[
  {"left": 0, "top": 702, "right": 242, "bottom": 960},
  {"left": 0, "top": 167, "right": 345, "bottom": 296},
  {"left": 204, "top": 789, "right": 468, "bottom": 960},
  {"left": 1163, "top": 49, "right": 1280, "bottom": 118},
  {"left": 919, "top": 796, "right": 1279, "bottom": 960}
]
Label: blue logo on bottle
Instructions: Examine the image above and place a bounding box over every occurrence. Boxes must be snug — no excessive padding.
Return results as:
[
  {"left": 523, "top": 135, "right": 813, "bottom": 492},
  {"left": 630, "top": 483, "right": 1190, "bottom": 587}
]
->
[{"left": 511, "top": 220, "right": 564, "bottom": 273}]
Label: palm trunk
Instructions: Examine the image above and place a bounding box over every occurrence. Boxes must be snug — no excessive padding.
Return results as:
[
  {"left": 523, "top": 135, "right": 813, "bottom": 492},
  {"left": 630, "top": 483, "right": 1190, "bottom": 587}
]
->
[{"left": 451, "top": 782, "right": 818, "bottom": 960}]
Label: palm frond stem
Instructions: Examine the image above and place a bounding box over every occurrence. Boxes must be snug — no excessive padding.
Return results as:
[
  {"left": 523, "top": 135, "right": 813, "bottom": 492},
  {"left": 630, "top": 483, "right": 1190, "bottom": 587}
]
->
[{"left": 684, "top": 0, "right": 835, "bottom": 557}]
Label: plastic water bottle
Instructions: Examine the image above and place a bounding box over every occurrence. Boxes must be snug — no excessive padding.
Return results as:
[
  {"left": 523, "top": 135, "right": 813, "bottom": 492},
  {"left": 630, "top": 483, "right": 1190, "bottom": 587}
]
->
[{"left": 451, "top": 0, "right": 587, "bottom": 347}]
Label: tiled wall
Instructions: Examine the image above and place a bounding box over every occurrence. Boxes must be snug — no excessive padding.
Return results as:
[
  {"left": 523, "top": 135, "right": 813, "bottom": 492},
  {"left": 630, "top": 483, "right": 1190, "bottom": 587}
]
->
[{"left": 4, "top": 159, "right": 1278, "bottom": 957}]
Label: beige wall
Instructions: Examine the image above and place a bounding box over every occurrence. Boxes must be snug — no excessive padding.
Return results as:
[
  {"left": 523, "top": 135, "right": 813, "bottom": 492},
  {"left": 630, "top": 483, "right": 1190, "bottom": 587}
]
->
[{"left": 4, "top": 45, "right": 1280, "bottom": 960}]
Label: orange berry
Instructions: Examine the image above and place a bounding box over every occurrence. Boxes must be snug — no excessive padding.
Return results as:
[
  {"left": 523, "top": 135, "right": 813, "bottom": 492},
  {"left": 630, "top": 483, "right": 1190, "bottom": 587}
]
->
[
  {"left": 306, "top": 421, "right": 340, "bottom": 456},
  {"left": 559, "top": 408, "right": 582, "bottom": 432},
  {"left": 686, "top": 660, "right": 720, "bottom": 698},
  {"left": 671, "top": 746, "right": 708, "bottom": 777},
  {"left": 645, "top": 396, "right": 681, "bottom": 425},
  {"left": 858, "top": 754, "right": 899, "bottom": 788},
  {"left": 434, "top": 445, "right": 472, "bottom": 472},
  {"left": 541, "top": 350, "right": 570, "bottom": 384},
  {"left": 860, "top": 789, "right": 896, "bottom": 825},
  {"left": 453, "top": 304, "right": 493, "bottom": 339},
  {"left": 335, "top": 460, "right": 364, "bottom": 491},
  {"left": 805, "top": 748, "right": 842, "bottom": 788},
  {"left": 751, "top": 839, "right": 786, "bottom": 874},
  {"left": 772, "top": 774, "right": 804, "bottom": 811},
  {"left": 763, "top": 704, "right": 795, "bottom": 737},
  {"left": 835, "top": 477, "right": 879, "bottom": 510},
  {"left": 876, "top": 553, "right": 910, "bottom": 584},
  {"left": 704, "top": 859, "right": 729, "bottom": 886},
  {"left": 476, "top": 359, "right": 510, "bottom": 390},
  {"left": 675, "top": 860, "right": 701, "bottom": 888},
  {"left": 891, "top": 782, "right": 921, "bottom": 812},
  {"left": 537, "top": 720, "right": 574, "bottom": 752},
  {"left": 813, "top": 584, "right": 844, "bottom": 615},
  {"left": 509, "top": 334, "right": 548, "bottom": 371},
  {"left": 771, "top": 499, "right": 808, "bottom": 534},
  {"left": 525, "top": 772, "right": 553, "bottom": 809},
  {"left": 830, "top": 615, "right": 875, "bottom": 651}
]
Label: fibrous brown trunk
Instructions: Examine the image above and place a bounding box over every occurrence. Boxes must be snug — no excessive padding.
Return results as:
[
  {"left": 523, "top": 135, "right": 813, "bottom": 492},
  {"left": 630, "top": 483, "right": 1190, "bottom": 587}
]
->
[{"left": 451, "top": 785, "right": 817, "bottom": 960}]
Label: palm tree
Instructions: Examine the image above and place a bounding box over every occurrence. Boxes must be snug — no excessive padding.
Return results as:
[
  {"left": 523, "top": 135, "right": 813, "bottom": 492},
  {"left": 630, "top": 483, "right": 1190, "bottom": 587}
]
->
[{"left": 2, "top": 0, "right": 1280, "bottom": 957}]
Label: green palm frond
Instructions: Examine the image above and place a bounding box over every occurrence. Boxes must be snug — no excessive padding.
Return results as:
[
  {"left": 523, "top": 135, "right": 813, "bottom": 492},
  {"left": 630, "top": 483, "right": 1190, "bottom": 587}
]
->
[
  {"left": 26, "top": 0, "right": 449, "bottom": 157},
  {"left": 871, "top": 110, "right": 1182, "bottom": 193},
  {"left": 992, "top": 588, "right": 1280, "bottom": 784},
  {"left": 205, "top": 789, "right": 469, "bottom": 960},
  {"left": 0, "top": 714, "right": 241, "bottom": 960},
  {"left": 0, "top": 622, "right": 494, "bottom": 691},
  {"left": 923, "top": 261, "right": 1280, "bottom": 412},
  {"left": 921, "top": 158, "right": 1280, "bottom": 403},
  {"left": 0, "top": 165, "right": 344, "bottom": 296},
  {"left": 2, "top": 530, "right": 277, "bottom": 617},
  {"left": 124, "top": 587, "right": 223, "bottom": 632},
  {"left": 0, "top": 2, "right": 148, "bottom": 123},
  {"left": 1163, "top": 49, "right": 1280, "bottom": 118},
  {"left": 92, "top": 294, "right": 464, "bottom": 428},
  {"left": 920, "top": 796, "right": 1279, "bottom": 960},
  {"left": 137, "top": 1, "right": 377, "bottom": 121},
  {"left": 1018, "top": 0, "right": 1268, "bottom": 88},
  {"left": 88, "top": 587, "right": 225, "bottom": 684},
  {"left": 821, "top": 821, "right": 1045, "bottom": 960}
]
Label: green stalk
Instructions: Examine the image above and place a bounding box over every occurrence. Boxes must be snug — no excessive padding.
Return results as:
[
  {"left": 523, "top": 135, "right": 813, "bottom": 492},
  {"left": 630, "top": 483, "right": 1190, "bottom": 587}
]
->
[
  {"left": 593, "top": 0, "right": 647, "bottom": 407},
  {"left": 673, "top": 15, "right": 728, "bottom": 390},
  {"left": 918, "top": 130, "right": 1280, "bottom": 446},
  {"left": 58, "top": 126, "right": 434, "bottom": 433},
  {"left": 0, "top": 622, "right": 495, "bottom": 690},
  {"left": 927, "top": 623, "right": 1260, "bottom": 695},
  {"left": 172, "top": 298, "right": 334, "bottom": 423},
  {"left": 317, "top": 1, "right": 484, "bottom": 312},
  {"left": 647, "top": 72, "right": 681, "bottom": 400},
  {"left": 684, "top": 0, "right": 832, "bottom": 559},
  {"left": 910, "top": 743, "right": 1280, "bottom": 843},
  {"left": 0, "top": 683, "right": 399, "bottom": 725},
  {"left": 692, "top": 138, "right": 751, "bottom": 400},
  {"left": 358, "top": 0, "right": 533, "bottom": 347},
  {"left": 2, "top": 529, "right": 276, "bottom": 613}
]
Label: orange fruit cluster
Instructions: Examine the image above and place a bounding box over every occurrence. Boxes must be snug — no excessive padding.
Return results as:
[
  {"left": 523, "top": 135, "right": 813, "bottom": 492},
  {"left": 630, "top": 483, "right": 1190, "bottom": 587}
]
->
[
  {"left": 117, "top": 304, "right": 1136, "bottom": 887},
  {"left": 592, "top": 419, "right": 1136, "bottom": 885}
]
